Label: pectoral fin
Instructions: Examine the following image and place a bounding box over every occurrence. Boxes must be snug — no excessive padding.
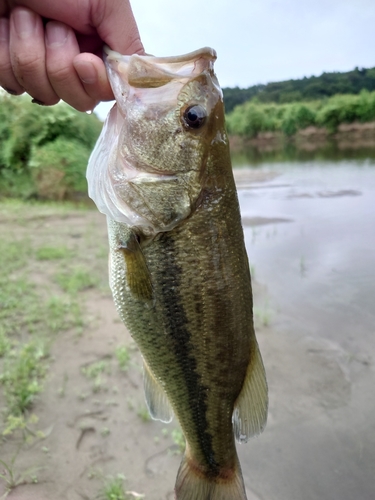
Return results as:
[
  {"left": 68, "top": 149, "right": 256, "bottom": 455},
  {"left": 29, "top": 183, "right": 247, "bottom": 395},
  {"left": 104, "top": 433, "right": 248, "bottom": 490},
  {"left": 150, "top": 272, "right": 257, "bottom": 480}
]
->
[
  {"left": 233, "top": 341, "right": 268, "bottom": 443},
  {"left": 143, "top": 358, "right": 173, "bottom": 423},
  {"left": 119, "top": 232, "right": 153, "bottom": 301}
]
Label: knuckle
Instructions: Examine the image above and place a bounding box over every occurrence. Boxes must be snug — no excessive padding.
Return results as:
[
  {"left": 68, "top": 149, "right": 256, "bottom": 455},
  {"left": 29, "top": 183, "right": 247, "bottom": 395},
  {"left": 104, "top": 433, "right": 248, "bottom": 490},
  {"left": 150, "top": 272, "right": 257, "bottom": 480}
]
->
[
  {"left": 13, "top": 52, "right": 44, "bottom": 78},
  {"left": 47, "top": 63, "right": 72, "bottom": 85}
]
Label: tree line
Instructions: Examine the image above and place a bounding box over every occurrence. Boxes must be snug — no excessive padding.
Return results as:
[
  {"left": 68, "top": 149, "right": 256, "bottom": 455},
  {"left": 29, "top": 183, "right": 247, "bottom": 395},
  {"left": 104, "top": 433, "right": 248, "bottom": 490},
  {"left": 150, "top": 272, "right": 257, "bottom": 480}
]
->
[
  {"left": 223, "top": 66, "right": 375, "bottom": 113},
  {"left": 226, "top": 90, "right": 375, "bottom": 138}
]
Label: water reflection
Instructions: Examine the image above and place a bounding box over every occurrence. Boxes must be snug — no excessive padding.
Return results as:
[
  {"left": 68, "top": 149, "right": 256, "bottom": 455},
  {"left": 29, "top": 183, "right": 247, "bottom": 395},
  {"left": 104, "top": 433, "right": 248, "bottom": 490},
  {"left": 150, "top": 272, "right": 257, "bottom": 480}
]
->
[{"left": 233, "top": 153, "right": 375, "bottom": 500}]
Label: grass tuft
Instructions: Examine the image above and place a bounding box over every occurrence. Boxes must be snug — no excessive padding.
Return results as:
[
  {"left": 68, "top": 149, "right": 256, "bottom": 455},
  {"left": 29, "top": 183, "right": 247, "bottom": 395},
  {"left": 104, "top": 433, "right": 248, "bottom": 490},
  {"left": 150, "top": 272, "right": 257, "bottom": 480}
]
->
[
  {"left": 35, "top": 245, "right": 71, "bottom": 260},
  {"left": 115, "top": 346, "right": 130, "bottom": 372},
  {"left": 55, "top": 267, "right": 97, "bottom": 294},
  {"left": 98, "top": 475, "right": 129, "bottom": 500}
]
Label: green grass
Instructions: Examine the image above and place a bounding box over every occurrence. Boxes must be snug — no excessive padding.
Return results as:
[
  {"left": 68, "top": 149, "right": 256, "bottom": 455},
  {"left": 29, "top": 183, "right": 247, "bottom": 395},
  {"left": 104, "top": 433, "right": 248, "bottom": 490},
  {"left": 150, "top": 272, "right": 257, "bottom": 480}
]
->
[
  {"left": 0, "top": 452, "right": 42, "bottom": 496},
  {"left": 98, "top": 475, "right": 130, "bottom": 500},
  {"left": 81, "top": 360, "right": 110, "bottom": 394},
  {"left": 81, "top": 360, "right": 110, "bottom": 379},
  {"left": 254, "top": 305, "right": 272, "bottom": 328},
  {"left": 115, "top": 345, "right": 130, "bottom": 372},
  {"left": 35, "top": 245, "right": 71, "bottom": 260},
  {"left": 55, "top": 267, "right": 98, "bottom": 294},
  {"left": 171, "top": 428, "right": 185, "bottom": 453},
  {"left": 0, "top": 341, "right": 47, "bottom": 416},
  {"left": 137, "top": 406, "right": 151, "bottom": 423}
]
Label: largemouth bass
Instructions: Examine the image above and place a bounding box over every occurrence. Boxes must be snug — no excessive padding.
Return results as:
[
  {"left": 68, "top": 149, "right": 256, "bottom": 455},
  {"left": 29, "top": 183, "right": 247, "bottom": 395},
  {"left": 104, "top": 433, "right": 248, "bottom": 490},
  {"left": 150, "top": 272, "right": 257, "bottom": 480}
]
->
[{"left": 87, "top": 46, "right": 268, "bottom": 500}]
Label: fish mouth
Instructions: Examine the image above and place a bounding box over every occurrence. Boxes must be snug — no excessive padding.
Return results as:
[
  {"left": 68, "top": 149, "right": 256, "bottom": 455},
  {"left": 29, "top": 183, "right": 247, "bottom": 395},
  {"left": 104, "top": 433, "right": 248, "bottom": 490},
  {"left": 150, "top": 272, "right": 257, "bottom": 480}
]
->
[
  {"left": 103, "top": 45, "right": 217, "bottom": 62},
  {"left": 103, "top": 46, "right": 218, "bottom": 109},
  {"left": 103, "top": 45, "right": 217, "bottom": 82}
]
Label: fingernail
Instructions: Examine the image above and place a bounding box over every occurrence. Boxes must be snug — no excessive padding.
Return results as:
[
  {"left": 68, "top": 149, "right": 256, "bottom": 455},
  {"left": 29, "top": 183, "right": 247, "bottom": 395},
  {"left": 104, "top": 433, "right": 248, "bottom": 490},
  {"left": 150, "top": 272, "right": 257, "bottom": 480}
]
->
[
  {"left": 46, "top": 22, "right": 68, "bottom": 48},
  {"left": 2, "top": 86, "right": 19, "bottom": 95},
  {"left": 0, "top": 18, "right": 9, "bottom": 42},
  {"left": 13, "top": 8, "right": 37, "bottom": 38},
  {"left": 32, "top": 98, "right": 46, "bottom": 106},
  {"left": 75, "top": 61, "right": 97, "bottom": 84}
]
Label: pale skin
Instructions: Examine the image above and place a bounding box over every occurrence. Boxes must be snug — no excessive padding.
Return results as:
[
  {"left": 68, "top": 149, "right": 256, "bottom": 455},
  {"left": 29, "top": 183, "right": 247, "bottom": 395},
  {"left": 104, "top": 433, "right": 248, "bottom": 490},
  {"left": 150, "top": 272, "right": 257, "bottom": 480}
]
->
[{"left": 0, "top": 0, "right": 144, "bottom": 111}]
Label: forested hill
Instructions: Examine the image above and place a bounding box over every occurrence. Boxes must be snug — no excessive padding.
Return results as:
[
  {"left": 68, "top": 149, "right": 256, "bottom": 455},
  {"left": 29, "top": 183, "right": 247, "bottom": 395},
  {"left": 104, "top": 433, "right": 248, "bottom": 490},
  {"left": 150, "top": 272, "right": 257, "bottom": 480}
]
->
[{"left": 223, "top": 66, "right": 375, "bottom": 113}]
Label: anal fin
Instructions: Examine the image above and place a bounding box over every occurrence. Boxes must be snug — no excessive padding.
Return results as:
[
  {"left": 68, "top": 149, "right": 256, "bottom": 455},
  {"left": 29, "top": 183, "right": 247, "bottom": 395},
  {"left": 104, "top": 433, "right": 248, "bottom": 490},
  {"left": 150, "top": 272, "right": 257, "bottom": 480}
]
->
[
  {"left": 143, "top": 358, "right": 173, "bottom": 423},
  {"left": 233, "top": 341, "right": 268, "bottom": 443}
]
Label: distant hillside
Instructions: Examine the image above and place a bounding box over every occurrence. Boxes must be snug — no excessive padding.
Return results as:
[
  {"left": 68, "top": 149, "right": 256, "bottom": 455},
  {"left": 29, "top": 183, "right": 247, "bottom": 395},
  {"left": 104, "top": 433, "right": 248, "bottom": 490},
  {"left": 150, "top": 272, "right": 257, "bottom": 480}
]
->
[{"left": 223, "top": 66, "right": 375, "bottom": 113}]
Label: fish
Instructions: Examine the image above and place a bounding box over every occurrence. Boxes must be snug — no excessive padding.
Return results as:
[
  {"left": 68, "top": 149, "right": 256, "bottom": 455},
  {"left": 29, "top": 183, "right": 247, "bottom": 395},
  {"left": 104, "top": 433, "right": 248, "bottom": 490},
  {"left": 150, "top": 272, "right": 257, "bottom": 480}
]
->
[{"left": 87, "top": 45, "right": 268, "bottom": 500}]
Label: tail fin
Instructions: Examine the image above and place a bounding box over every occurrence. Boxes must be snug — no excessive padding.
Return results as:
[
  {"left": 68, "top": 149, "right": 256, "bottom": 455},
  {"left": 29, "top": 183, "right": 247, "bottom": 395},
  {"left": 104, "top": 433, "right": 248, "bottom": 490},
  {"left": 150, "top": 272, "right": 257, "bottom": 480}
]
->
[{"left": 175, "top": 450, "right": 247, "bottom": 500}]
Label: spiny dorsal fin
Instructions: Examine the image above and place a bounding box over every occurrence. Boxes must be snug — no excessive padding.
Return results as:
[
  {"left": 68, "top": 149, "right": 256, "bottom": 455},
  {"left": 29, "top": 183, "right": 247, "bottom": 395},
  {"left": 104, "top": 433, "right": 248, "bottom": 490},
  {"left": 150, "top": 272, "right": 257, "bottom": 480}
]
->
[
  {"left": 233, "top": 341, "right": 268, "bottom": 443},
  {"left": 143, "top": 358, "right": 173, "bottom": 423}
]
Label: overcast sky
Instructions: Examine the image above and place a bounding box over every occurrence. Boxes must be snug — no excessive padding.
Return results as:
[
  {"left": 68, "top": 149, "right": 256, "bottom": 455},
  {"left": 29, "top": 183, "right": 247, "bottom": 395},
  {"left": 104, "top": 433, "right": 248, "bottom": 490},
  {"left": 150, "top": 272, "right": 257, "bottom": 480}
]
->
[{"left": 95, "top": 0, "right": 375, "bottom": 120}]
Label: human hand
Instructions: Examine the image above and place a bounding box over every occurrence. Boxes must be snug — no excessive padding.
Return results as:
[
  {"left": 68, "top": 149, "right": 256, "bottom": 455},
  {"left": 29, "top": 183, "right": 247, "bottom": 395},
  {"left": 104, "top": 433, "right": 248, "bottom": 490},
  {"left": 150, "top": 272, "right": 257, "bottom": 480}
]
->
[{"left": 0, "top": 0, "right": 144, "bottom": 111}]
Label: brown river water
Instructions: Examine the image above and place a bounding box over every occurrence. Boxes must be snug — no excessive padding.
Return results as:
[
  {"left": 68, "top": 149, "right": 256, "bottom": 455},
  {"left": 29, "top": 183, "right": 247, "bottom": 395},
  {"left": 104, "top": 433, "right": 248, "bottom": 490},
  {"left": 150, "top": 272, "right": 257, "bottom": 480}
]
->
[{"left": 233, "top": 155, "right": 375, "bottom": 500}]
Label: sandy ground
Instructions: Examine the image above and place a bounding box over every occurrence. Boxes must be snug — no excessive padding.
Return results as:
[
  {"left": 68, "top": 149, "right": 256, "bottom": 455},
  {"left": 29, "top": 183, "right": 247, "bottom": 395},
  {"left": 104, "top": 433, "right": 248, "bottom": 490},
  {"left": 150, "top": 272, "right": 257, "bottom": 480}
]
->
[{"left": 0, "top": 172, "right": 374, "bottom": 499}]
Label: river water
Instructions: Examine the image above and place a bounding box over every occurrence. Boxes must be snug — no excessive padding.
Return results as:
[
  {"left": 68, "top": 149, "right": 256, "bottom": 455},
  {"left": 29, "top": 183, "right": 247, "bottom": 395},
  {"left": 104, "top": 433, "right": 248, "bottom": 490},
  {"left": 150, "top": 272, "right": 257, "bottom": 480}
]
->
[{"left": 232, "top": 155, "right": 375, "bottom": 500}]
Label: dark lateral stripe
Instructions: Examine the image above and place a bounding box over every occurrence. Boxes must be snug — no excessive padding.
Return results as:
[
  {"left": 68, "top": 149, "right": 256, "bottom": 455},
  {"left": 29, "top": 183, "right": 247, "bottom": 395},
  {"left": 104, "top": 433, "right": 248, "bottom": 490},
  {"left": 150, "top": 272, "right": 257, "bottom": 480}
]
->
[{"left": 158, "top": 233, "right": 220, "bottom": 475}]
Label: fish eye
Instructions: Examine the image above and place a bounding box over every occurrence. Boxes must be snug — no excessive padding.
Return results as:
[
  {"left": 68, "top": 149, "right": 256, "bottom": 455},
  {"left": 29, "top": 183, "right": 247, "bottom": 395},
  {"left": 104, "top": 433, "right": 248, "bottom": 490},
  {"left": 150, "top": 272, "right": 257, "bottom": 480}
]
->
[{"left": 183, "top": 105, "right": 207, "bottom": 129}]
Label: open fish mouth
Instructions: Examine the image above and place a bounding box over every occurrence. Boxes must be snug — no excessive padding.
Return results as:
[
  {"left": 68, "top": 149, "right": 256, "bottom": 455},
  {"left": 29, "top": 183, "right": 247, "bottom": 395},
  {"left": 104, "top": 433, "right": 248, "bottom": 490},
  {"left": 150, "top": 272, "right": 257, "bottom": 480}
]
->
[{"left": 103, "top": 45, "right": 217, "bottom": 103}]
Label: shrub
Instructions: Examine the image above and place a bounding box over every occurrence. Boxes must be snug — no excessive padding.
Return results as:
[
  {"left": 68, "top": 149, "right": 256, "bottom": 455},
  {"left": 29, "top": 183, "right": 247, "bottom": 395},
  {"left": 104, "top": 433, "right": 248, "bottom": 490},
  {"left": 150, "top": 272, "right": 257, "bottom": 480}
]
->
[
  {"left": 29, "top": 138, "right": 91, "bottom": 199},
  {"left": 0, "top": 92, "right": 102, "bottom": 199}
]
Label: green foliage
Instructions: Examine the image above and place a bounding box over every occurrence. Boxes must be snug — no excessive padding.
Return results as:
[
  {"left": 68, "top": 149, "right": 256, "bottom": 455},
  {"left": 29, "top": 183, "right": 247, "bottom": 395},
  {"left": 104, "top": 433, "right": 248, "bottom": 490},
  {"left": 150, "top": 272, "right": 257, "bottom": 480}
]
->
[
  {"left": 281, "top": 103, "right": 317, "bottom": 136},
  {"left": 316, "top": 90, "right": 375, "bottom": 132},
  {"left": 0, "top": 93, "right": 102, "bottom": 199},
  {"left": 29, "top": 138, "right": 91, "bottom": 199},
  {"left": 222, "top": 85, "right": 265, "bottom": 113},
  {"left": 226, "top": 90, "right": 375, "bottom": 137},
  {"left": 226, "top": 101, "right": 281, "bottom": 138},
  {"left": 223, "top": 65, "right": 375, "bottom": 112}
]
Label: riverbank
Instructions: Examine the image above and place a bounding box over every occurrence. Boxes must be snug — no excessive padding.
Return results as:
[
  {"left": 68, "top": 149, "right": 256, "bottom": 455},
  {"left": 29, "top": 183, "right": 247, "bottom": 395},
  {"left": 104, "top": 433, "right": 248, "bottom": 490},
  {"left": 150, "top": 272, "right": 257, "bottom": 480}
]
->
[{"left": 229, "top": 121, "right": 375, "bottom": 153}]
